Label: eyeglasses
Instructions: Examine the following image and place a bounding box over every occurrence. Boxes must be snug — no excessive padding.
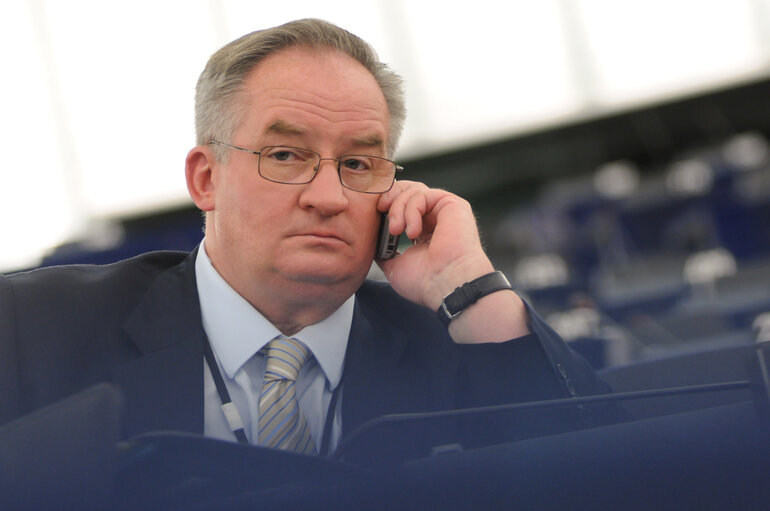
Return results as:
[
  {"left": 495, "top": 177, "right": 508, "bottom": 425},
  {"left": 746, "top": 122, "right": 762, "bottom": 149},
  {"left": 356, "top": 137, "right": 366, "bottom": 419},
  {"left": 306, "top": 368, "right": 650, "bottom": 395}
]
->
[{"left": 209, "top": 140, "right": 403, "bottom": 194}]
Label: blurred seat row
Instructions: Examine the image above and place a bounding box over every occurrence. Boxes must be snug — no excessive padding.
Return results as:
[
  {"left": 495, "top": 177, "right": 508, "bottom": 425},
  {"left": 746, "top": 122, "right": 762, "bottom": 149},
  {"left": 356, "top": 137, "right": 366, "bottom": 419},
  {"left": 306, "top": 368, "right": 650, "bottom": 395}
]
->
[{"left": 494, "top": 132, "right": 770, "bottom": 369}]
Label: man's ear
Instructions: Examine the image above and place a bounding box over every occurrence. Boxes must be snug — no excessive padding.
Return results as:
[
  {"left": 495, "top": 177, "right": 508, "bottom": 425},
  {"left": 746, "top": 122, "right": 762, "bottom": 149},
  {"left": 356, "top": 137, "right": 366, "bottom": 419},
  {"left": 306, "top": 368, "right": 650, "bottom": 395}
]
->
[{"left": 185, "top": 145, "right": 217, "bottom": 211}]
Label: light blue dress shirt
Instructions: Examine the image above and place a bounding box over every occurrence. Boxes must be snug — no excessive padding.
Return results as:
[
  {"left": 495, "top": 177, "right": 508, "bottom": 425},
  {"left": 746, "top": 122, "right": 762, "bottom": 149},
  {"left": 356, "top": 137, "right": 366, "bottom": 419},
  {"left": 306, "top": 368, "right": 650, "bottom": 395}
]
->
[{"left": 195, "top": 242, "right": 352, "bottom": 452}]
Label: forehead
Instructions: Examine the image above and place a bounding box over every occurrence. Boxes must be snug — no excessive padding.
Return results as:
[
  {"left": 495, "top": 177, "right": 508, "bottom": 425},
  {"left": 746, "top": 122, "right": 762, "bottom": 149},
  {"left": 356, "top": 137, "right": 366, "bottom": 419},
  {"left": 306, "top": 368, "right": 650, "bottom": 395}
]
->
[{"left": 236, "top": 47, "right": 389, "bottom": 147}]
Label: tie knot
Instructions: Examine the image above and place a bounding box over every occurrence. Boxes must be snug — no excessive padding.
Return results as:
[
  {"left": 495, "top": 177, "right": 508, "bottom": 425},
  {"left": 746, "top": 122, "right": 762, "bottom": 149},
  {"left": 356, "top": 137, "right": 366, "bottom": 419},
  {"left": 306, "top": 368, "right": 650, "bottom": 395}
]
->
[{"left": 263, "top": 337, "right": 312, "bottom": 382}]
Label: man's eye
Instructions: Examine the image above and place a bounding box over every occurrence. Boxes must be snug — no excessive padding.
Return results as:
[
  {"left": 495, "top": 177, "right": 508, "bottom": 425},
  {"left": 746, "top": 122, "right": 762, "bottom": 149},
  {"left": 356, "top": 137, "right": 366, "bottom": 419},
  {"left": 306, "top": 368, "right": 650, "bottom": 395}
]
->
[
  {"left": 342, "top": 157, "right": 370, "bottom": 171},
  {"left": 269, "top": 149, "right": 299, "bottom": 161},
  {"left": 272, "top": 151, "right": 295, "bottom": 161},
  {"left": 266, "top": 148, "right": 308, "bottom": 163}
]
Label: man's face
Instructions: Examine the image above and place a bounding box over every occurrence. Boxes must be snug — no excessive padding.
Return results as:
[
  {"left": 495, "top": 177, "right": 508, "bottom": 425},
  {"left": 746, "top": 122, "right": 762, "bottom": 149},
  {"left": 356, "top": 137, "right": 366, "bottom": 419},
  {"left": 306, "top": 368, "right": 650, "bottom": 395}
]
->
[{"left": 199, "top": 46, "right": 389, "bottom": 308}]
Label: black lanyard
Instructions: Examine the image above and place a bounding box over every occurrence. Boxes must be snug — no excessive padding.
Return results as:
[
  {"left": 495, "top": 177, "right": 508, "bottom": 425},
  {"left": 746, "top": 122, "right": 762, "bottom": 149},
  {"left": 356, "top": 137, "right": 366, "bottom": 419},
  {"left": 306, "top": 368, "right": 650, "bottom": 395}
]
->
[{"left": 202, "top": 335, "right": 341, "bottom": 457}]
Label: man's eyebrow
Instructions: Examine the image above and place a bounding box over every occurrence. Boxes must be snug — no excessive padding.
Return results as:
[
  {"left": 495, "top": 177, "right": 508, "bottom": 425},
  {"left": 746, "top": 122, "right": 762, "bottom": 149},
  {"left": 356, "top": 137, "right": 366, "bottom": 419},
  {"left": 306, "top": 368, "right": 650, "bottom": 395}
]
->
[
  {"left": 351, "top": 134, "right": 385, "bottom": 149},
  {"left": 265, "top": 119, "right": 385, "bottom": 150},
  {"left": 264, "top": 120, "right": 305, "bottom": 136}
]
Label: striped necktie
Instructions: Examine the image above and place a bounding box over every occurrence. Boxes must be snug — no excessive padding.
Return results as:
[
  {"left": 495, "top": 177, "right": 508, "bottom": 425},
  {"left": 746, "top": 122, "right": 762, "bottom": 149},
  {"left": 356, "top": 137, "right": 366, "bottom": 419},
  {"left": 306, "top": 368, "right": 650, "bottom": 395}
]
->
[{"left": 257, "top": 337, "right": 317, "bottom": 454}]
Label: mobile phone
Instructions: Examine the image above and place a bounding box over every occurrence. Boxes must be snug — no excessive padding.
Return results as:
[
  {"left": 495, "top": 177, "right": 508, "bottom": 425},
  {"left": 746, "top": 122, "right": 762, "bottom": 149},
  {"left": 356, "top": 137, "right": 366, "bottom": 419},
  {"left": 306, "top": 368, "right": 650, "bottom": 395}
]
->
[{"left": 376, "top": 213, "right": 400, "bottom": 260}]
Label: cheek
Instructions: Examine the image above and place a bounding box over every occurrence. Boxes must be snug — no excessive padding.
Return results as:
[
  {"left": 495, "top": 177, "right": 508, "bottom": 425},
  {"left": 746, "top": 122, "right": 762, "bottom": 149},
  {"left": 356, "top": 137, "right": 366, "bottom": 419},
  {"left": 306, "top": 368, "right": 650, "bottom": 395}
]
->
[
  {"left": 352, "top": 200, "right": 382, "bottom": 247},
  {"left": 365, "top": 214, "right": 381, "bottom": 248},
  {"left": 216, "top": 180, "right": 283, "bottom": 243}
]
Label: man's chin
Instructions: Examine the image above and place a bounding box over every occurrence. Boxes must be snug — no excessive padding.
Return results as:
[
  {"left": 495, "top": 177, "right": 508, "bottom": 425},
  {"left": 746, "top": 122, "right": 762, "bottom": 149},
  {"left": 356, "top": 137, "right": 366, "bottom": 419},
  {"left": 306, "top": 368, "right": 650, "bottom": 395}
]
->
[{"left": 279, "top": 262, "right": 369, "bottom": 288}]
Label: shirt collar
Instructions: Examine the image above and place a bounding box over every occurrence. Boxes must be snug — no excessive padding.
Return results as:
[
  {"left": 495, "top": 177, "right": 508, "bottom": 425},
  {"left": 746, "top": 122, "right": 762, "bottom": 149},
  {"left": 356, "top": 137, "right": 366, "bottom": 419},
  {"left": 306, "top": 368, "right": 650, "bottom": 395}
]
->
[{"left": 194, "top": 241, "right": 352, "bottom": 390}]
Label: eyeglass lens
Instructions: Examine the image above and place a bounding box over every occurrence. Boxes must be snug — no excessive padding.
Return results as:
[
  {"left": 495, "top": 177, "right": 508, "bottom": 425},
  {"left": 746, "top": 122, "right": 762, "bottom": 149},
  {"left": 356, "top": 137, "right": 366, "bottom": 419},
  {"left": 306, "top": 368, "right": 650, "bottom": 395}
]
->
[{"left": 258, "top": 146, "right": 395, "bottom": 193}]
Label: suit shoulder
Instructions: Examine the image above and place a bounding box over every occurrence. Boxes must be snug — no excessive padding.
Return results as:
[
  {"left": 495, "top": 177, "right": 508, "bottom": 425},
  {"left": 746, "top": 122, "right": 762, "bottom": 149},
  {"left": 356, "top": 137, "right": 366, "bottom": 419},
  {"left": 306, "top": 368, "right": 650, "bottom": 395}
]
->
[
  {"left": 1, "top": 250, "right": 192, "bottom": 306},
  {"left": 356, "top": 279, "right": 441, "bottom": 330},
  {"left": 5, "top": 250, "right": 189, "bottom": 282},
  {"left": 357, "top": 279, "right": 424, "bottom": 313}
]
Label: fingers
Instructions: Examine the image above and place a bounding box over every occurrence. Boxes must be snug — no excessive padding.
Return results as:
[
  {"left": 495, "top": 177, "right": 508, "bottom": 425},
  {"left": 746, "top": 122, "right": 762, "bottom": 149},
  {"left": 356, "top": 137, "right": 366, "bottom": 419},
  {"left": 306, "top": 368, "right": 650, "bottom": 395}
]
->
[
  {"left": 379, "top": 181, "right": 452, "bottom": 240},
  {"left": 377, "top": 180, "right": 493, "bottom": 309},
  {"left": 379, "top": 181, "right": 425, "bottom": 238}
]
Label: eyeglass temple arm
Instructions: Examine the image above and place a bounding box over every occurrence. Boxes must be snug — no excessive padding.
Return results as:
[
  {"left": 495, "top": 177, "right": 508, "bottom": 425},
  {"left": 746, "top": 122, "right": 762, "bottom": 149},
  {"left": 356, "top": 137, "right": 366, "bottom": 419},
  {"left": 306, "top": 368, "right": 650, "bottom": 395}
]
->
[{"left": 208, "top": 140, "right": 261, "bottom": 156}]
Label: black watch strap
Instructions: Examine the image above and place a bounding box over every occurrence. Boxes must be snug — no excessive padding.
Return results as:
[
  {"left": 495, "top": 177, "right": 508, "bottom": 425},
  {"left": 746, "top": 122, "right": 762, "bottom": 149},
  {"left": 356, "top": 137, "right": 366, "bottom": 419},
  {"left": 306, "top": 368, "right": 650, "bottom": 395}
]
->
[{"left": 436, "top": 271, "right": 513, "bottom": 327}]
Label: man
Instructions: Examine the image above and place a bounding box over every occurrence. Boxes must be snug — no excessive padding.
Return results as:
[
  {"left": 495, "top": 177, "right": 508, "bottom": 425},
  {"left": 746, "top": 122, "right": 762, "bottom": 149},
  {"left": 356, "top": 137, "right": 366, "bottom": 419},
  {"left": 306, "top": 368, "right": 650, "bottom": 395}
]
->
[{"left": 0, "top": 19, "right": 615, "bottom": 467}]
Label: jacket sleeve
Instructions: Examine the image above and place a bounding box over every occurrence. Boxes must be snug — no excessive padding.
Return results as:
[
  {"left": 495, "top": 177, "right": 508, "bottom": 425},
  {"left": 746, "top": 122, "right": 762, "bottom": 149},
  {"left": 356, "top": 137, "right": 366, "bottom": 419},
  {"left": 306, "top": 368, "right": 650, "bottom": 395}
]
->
[
  {"left": 451, "top": 299, "right": 630, "bottom": 435},
  {"left": 523, "top": 300, "right": 614, "bottom": 398}
]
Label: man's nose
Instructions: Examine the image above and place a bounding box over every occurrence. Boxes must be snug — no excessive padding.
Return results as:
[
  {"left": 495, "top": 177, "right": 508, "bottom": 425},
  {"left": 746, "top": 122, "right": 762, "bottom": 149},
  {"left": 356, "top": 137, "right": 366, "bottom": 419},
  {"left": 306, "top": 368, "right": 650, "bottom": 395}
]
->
[{"left": 298, "top": 159, "right": 348, "bottom": 214}]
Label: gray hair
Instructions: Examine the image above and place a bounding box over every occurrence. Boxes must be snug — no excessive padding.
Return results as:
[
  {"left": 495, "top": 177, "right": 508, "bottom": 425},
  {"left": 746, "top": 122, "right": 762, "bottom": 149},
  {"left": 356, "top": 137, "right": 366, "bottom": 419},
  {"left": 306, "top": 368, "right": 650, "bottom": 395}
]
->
[{"left": 195, "top": 18, "right": 406, "bottom": 159}]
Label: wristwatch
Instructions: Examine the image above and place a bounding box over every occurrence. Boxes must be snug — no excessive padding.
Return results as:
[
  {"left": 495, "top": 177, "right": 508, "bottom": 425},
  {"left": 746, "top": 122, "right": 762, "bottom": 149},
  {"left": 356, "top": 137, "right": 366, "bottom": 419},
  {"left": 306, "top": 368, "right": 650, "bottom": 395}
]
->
[{"left": 436, "top": 271, "right": 513, "bottom": 327}]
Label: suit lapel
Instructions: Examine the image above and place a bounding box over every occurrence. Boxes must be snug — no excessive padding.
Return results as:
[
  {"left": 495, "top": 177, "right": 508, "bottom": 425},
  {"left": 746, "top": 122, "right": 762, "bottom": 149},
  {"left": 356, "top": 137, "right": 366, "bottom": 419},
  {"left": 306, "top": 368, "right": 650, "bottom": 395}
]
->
[{"left": 114, "top": 250, "right": 206, "bottom": 437}]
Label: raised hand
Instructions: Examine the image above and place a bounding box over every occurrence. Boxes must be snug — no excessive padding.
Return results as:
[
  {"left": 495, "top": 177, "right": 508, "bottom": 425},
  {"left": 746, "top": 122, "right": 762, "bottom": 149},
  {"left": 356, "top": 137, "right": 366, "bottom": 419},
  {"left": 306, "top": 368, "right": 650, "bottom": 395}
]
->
[{"left": 376, "top": 181, "right": 530, "bottom": 343}]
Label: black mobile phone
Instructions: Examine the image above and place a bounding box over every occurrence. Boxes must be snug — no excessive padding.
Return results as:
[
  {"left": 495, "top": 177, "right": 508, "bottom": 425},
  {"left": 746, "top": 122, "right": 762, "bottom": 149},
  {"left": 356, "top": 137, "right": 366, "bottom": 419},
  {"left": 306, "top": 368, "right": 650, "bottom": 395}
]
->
[{"left": 376, "top": 214, "right": 400, "bottom": 260}]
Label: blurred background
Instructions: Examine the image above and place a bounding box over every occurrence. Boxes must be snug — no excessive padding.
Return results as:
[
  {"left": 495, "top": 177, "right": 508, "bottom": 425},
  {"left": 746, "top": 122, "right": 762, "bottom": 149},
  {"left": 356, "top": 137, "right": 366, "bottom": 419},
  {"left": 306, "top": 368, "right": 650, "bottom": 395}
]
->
[{"left": 4, "top": 0, "right": 770, "bottom": 369}]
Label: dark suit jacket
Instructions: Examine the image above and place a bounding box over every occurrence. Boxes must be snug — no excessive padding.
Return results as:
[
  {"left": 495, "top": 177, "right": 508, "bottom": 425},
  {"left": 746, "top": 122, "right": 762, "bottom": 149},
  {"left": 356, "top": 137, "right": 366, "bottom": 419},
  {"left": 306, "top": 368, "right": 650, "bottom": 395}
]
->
[{"left": 0, "top": 249, "right": 617, "bottom": 463}]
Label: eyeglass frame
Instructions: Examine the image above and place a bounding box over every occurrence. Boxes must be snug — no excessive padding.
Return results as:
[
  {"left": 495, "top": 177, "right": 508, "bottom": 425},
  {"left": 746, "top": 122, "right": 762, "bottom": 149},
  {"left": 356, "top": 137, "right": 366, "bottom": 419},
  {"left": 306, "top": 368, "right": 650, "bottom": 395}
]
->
[{"left": 208, "top": 140, "right": 404, "bottom": 194}]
